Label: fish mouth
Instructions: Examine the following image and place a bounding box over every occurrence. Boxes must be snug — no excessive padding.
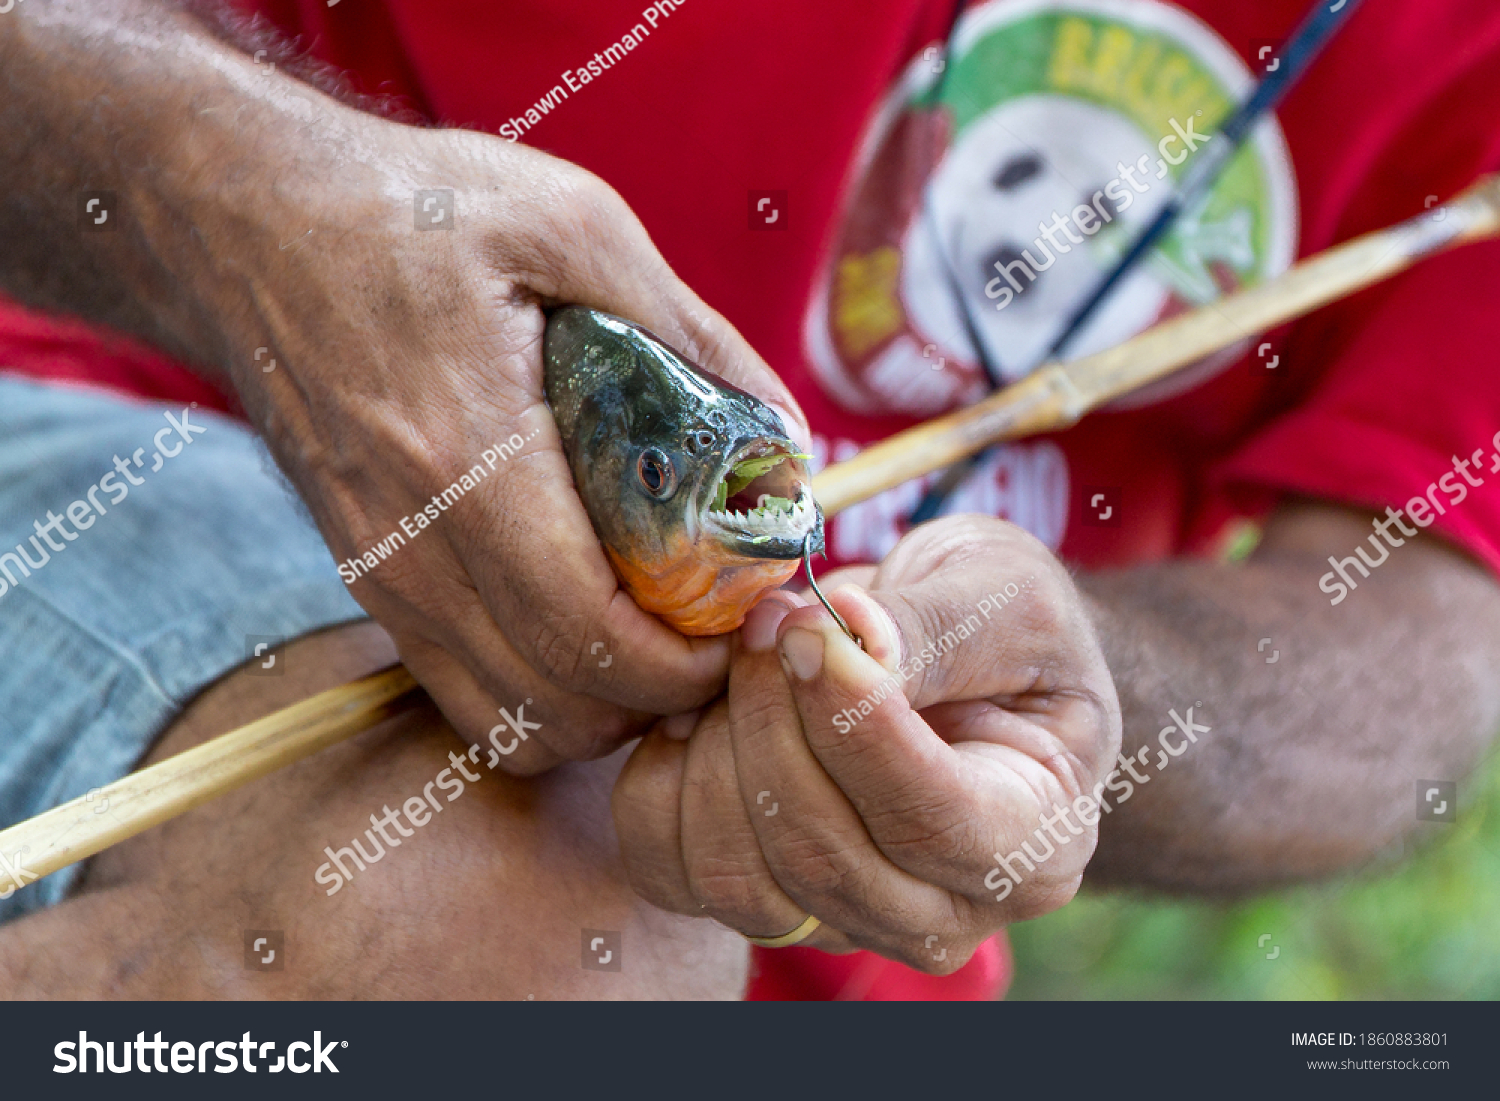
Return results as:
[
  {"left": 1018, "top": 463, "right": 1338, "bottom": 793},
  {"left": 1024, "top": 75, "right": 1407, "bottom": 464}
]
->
[{"left": 700, "top": 441, "right": 823, "bottom": 560}]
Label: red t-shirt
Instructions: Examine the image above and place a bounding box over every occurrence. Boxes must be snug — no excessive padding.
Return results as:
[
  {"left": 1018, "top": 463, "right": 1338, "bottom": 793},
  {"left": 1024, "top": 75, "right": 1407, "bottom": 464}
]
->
[{"left": 5, "top": 0, "right": 1500, "bottom": 999}]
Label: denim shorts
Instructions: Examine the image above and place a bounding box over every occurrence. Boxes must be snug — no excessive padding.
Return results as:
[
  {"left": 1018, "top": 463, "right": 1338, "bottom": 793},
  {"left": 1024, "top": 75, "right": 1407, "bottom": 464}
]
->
[{"left": 0, "top": 377, "right": 366, "bottom": 923}]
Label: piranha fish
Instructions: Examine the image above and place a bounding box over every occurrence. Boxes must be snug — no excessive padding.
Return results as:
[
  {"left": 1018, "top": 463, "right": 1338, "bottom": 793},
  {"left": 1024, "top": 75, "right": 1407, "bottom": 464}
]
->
[{"left": 544, "top": 306, "right": 822, "bottom": 636}]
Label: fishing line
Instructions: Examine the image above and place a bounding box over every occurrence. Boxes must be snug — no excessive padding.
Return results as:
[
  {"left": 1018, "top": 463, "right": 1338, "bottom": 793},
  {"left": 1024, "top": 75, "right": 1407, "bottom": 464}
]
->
[{"left": 803, "top": 531, "right": 863, "bottom": 648}]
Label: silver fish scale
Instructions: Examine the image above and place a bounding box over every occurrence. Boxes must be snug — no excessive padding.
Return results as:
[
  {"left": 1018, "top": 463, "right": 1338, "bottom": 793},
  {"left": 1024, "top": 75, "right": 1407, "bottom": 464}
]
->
[{"left": 547, "top": 344, "right": 624, "bottom": 440}]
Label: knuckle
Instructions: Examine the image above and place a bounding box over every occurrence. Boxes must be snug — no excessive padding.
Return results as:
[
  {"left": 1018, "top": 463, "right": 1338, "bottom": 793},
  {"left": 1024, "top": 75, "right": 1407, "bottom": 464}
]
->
[
  {"left": 514, "top": 167, "right": 639, "bottom": 284},
  {"left": 1012, "top": 571, "right": 1072, "bottom": 641},
  {"left": 528, "top": 614, "right": 596, "bottom": 691},
  {"left": 894, "top": 513, "right": 1004, "bottom": 574},
  {"left": 728, "top": 691, "right": 787, "bottom": 737},
  {"left": 615, "top": 840, "right": 697, "bottom": 919},
  {"left": 565, "top": 172, "right": 638, "bottom": 244},
  {"left": 935, "top": 512, "right": 1006, "bottom": 548},
  {"left": 778, "top": 832, "right": 863, "bottom": 901},
  {"left": 687, "top": 858, "right": 770, "bottom": 926},
  {"left": 871, "top": 796, "right": 980, "bottom": 868},
  {"left": 624, "top": 867, "right": 694, "bottom": 916},
  {"left": 620, "top": 856, "right": 698, "bottom": 917},
  {"left": 878, "top": 895, "right": 988, "bottom": 975},
  {"left": 567, "top": 168, "right": 624, "bottom": 213}
]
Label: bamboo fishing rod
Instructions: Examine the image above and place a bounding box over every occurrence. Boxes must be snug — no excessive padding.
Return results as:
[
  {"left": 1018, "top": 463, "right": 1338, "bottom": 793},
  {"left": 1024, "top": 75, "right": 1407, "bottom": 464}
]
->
[
  {"left": 3, "top": 173, "right": 1498, "bottom": 891},
  {"left": 819, "top": 173, "right": 1500, "bottom": 514}
]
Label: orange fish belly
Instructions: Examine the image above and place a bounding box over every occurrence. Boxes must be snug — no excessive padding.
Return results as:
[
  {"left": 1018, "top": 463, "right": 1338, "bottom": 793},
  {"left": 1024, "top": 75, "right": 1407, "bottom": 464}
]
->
[{"left": 607, "top": 546, "right": 799, "bottom": 636}]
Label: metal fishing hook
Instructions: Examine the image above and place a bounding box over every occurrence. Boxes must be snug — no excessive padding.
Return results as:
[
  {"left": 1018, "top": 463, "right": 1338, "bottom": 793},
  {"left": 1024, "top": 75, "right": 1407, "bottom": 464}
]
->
[{"left": 802, "top": 531, "right": 863, "bottom": 649}]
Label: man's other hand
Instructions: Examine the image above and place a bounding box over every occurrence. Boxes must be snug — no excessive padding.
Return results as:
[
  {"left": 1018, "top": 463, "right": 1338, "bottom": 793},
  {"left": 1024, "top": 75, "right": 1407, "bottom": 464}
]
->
[{"left": 612, "top": 516, "right": 1122, "bottom": 971}]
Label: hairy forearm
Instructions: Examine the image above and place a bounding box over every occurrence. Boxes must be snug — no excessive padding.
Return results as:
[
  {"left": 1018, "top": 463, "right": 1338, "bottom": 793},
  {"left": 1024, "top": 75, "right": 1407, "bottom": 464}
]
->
[
  {"left": 0, "top": 0, "right": 395, "bottom": 372},
  {"left": 1077, "top": 502, "right": 1500, "bottom": 893}
]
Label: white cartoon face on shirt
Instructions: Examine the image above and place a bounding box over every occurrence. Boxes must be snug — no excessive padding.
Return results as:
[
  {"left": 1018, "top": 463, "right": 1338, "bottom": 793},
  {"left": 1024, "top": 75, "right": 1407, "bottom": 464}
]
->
[
  {"left": 902, "top": 94, "right": 1171, "bottom": 381},
  {"left": 802, "top": 0, "right": 1300, "bottom": 559}
]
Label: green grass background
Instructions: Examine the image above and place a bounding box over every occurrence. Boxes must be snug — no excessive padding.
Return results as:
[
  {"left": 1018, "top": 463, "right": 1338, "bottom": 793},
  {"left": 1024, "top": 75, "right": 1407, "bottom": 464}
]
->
[{"left": 1007, "top": 750, "right": 1500, "bottom": 1000}]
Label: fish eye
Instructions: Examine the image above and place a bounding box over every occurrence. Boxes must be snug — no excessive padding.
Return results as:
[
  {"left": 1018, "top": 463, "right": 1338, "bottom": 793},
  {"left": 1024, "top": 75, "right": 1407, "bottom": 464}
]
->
[{"left": 636, "top": 448, "right": 677, "bottom": 499}]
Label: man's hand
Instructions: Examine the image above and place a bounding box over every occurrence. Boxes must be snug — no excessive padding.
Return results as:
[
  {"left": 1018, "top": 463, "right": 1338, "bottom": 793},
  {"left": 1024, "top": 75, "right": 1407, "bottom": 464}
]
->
[
  {"left": 612, "top": 516, "right": 1121, "bottom": 971},
  {"left": 213, "top": 124, "right": 808, "bottom": 773},
  {"left": 0, "top": 4, "right": 808, "bottom": 772}
]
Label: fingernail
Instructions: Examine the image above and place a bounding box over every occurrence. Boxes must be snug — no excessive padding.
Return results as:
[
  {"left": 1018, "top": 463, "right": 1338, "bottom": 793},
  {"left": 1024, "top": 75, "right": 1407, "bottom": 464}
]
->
[
  {"left": 743, "top": 597, "right": 793, "bottom": 652},
  {"left": 780, "top": 627, "right": 825, "bottom": 680},
  {"left": 663, "top": 710, "right": 699, "bottom": 741}
]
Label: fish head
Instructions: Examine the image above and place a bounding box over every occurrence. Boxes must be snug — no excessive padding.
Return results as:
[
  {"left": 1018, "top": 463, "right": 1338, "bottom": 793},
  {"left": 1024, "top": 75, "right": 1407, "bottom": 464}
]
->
[{"left": 544, "top": 307, "right": 822, "bottom": 634}]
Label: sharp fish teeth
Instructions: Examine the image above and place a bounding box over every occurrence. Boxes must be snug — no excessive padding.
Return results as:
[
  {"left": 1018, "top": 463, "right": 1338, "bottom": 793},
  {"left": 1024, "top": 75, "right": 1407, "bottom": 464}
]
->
[{"left": 706, "top": 487, "right": 814, "bottom": 537}]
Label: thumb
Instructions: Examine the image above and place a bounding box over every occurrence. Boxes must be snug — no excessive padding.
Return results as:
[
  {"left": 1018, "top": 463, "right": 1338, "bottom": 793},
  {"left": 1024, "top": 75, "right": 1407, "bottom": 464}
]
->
[{"left": 827, "top": 571, "right": 1049, "bottom": 711}]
